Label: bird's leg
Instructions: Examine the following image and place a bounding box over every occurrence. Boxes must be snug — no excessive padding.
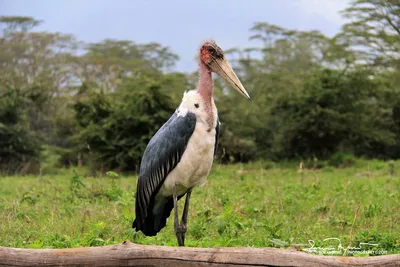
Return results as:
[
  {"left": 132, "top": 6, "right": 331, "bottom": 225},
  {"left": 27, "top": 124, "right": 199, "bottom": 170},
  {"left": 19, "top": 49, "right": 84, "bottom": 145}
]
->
[
  {"left": 173, "top": 183, "right": 184, "bottom": 246},
  {"left": 180, "top": 189, "right": 192, "bottom": 246}
]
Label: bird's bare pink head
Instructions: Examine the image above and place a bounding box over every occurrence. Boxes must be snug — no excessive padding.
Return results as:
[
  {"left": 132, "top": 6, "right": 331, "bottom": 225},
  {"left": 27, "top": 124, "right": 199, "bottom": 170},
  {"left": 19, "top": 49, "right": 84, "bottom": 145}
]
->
[
  {"left": 200, "top": 40, "right": 224, "bottom": 67},
  {"left": 199, "top": 40, "right": 250, "bottom": 99}
]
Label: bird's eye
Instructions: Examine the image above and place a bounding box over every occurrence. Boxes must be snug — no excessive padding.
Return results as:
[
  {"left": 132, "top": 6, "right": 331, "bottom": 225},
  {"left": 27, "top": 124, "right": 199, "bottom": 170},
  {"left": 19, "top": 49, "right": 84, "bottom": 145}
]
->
[
  {"left": 194, "top": 103, "right": 199, "bottom": 108},
  {"left": 208, "top": 47, "right": 215, "bottom": 53}
]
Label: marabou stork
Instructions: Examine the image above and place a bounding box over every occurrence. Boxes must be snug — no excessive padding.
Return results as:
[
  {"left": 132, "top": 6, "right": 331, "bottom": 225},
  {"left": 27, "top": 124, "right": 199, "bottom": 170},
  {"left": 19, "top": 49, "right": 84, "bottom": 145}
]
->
[{"left": 132, "top": 40, "right": 250, "bottom": 246}]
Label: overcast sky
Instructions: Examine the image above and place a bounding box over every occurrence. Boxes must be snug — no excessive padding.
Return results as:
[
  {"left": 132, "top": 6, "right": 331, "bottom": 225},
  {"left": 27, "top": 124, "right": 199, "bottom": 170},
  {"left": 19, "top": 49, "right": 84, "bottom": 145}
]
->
[{"left": 1, "top": 0, "right": 350, "bottom": 72}]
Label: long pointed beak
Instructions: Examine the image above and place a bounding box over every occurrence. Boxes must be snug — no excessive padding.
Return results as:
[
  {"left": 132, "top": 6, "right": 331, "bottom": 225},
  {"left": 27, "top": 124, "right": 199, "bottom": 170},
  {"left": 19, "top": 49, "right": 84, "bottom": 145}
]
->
[{"left": 209, "top": 57, "right": 250, "bottom": 99}]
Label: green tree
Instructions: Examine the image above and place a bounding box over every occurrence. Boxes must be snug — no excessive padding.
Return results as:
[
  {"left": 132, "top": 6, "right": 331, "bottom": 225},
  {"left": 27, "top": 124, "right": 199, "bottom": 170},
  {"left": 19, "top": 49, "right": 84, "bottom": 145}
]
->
[
  {"left": 72, "top": 76, "right": 177, "bottom": 173},
  {"left": 268, "top": 68, "right": 396, "bottom": 159},
  {"left": 339, "top": 0, "right": 400, "bottom": 69},
  {"left": 0, "top": 89, "right": 41, "bottom": 174},
  {"left": 75, "top": 39, "right": 179, "bottom": 93},
  {"left": 214, "top": 22, "right": 354, "bottom": 160}
]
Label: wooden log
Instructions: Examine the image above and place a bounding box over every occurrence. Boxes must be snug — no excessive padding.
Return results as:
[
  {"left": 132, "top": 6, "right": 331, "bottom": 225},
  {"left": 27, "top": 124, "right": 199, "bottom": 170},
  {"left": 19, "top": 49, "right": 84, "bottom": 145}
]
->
[{"left": 0, "top": 241, "right": 399, "bottom": 267}]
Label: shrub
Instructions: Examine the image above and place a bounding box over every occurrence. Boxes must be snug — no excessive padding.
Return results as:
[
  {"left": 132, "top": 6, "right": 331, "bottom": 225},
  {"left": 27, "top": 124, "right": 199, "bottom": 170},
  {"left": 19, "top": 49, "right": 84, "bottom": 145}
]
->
[
  {"left": 0, "top": 89, "right": 41, "bottom": 174},
  {"left": 328, "top": 152, "right": 356, "bottom": 168}
]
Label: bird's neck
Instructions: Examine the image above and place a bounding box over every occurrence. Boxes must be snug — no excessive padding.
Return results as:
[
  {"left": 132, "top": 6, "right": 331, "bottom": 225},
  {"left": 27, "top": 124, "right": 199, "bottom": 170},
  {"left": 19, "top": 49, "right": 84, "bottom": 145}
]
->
[{"left": 197, "top": 61, "right": 214, "bottom": 131}]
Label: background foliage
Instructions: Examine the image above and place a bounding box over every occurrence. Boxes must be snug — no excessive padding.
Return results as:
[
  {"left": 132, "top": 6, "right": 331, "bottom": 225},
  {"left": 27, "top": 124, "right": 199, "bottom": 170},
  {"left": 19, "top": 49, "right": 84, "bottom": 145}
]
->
[{"left": 1, "top": 0, "right": 399, "bottom": 174}]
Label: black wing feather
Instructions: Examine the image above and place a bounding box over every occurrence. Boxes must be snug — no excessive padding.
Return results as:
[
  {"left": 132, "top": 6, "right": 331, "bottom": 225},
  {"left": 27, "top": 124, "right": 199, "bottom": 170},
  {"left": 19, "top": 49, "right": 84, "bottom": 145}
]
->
[{"left": 133, "top": 111, "right": 196, "bottom": 236}]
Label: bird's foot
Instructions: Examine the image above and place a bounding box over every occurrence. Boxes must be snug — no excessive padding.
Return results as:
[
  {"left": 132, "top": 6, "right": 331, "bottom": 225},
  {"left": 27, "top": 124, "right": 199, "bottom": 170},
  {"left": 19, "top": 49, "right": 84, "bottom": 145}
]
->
[{"left": 175, "top": 223, "right": 187, "bottom": 246}]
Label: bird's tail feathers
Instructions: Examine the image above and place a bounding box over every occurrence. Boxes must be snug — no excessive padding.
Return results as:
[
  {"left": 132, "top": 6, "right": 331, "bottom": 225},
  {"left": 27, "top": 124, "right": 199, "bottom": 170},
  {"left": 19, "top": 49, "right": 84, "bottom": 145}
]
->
[{"left": 132, "top": 195, "right": 185, "bottom": 236}]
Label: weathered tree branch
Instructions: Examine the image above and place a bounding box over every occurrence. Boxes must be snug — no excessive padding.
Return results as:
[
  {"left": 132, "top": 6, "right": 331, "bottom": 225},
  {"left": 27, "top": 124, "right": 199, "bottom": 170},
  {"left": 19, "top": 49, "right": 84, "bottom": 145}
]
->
[
  {"left": 383, "top": 5, "right": 400, "bottom": 36},
  {"left": 0, "top": 241, "right": 399, "bottom": 267}
]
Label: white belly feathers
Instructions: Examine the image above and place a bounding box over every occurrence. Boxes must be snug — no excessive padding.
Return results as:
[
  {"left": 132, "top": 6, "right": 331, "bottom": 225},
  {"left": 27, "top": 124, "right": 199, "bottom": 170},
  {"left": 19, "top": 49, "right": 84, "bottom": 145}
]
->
[{"left": 157, "top": 90, "right": 218, "bottom": 197}]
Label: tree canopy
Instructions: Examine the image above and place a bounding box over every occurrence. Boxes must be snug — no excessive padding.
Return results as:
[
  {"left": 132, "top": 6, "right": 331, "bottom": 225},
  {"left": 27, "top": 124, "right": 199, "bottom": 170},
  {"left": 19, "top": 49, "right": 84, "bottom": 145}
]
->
[{"left": 1, "top": 1, "right": 399, "bottom": 174}]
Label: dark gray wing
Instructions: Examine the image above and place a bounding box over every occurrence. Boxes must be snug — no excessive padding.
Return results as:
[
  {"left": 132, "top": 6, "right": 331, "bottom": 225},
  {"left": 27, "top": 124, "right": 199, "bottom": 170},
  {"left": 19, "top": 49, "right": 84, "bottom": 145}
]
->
[
  {"left": 214, "top": 116, "right": 220, "bottom": 157},
  {"left": 133, "top": 111, "right": 196, "bottom": 235}
]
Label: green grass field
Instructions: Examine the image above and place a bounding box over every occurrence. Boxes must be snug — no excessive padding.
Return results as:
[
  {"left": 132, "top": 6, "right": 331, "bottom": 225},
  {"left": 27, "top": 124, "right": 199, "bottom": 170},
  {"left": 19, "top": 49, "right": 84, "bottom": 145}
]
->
[{"left": 0, "top": 159, "right": 399, "bottom": 256}]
